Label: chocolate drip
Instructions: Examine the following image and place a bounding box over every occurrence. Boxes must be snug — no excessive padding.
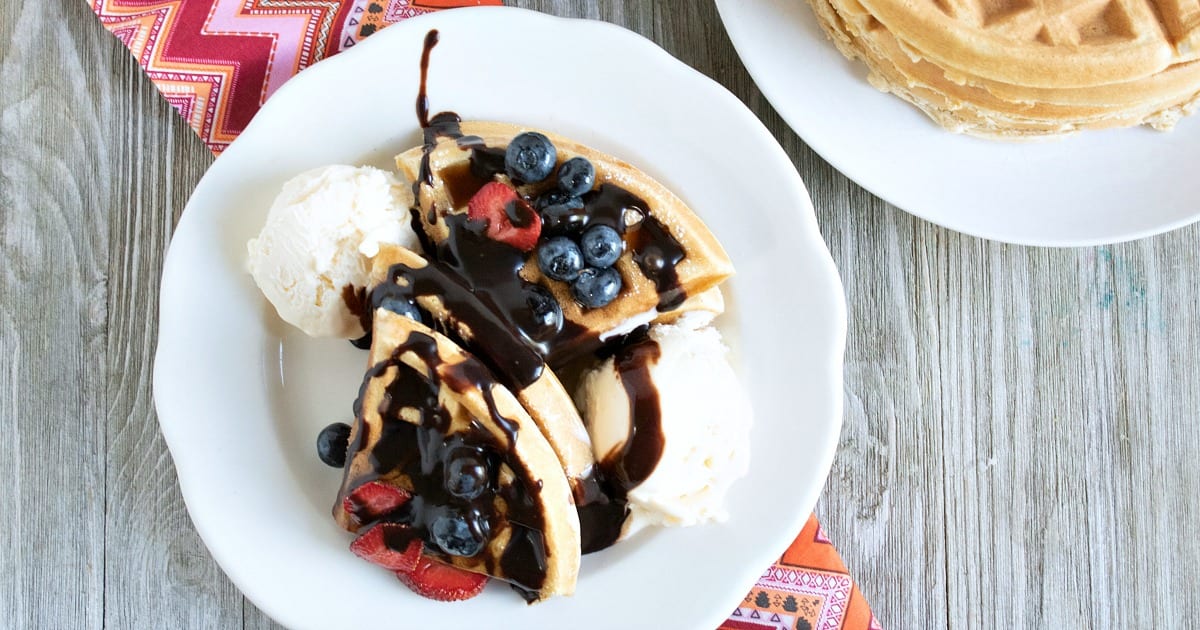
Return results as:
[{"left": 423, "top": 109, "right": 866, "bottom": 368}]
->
[
  {"left": 607, "top": 334, "right": 665, "bottom": 488},
  {"left": 579, "top": 184, "right": 688, "bottom": 311},
  {"left": 356, "top": 27, "right": 684, "bottom": 564},
  {"left": 342, "top": 330, "right": 548, "bottom": 596},
  {"left": 369, "top": 215, "right": 550, "bottom": 390},
  {"left": 574, "top": 332, "right": 665, "bottom": 553},
  {"left": 573, "top": 475, "right": 629, "bottom": 554},
  {"left": 341, "top": 284, "right": 375, "bottom": 348},
  {"left": 415, "top": 29, "right": 438, "bottom": 129}
]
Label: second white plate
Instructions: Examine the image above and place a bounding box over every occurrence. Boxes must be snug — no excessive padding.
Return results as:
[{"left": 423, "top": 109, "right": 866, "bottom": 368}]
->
[{"left": 717, "top": 0, "right": 1200, "bottom": 246}]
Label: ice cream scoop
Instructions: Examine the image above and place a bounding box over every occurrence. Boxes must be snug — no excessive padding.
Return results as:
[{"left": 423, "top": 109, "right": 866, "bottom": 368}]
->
[
  {"left": 575, "top": 316, "right": 751, "bottom": 533},
  {"left": 246, "top": 165, "right": 418, "bottom": 338}
]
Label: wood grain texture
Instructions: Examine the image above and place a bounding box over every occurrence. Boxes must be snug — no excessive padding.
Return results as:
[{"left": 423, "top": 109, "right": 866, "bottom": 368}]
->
[{"left": 2, "top": 0, "right": 1198, "bottom": 628}]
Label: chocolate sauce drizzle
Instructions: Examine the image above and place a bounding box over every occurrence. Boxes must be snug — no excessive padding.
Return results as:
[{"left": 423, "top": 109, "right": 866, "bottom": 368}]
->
[
  {"left": 345, "top": 28, "right": 687, "bottom": 567},
  {"left": 605, "top": 334, "right": 665, "bottom": 488},
  {"left": 369, "top": 213, "right": 551, "bottom": 391},
  {"left": 572, "top": 331, "right": 665, "bottom": 553},
  {"left": 342, "top": 330, "right": 548, "bottom": 601},
  {"left": 576, "top": 184, "right": 688, "bottom": 311}
]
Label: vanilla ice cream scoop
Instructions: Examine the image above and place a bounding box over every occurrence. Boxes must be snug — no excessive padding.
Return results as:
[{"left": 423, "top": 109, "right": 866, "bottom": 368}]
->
[
  {"left": 246, "top": 165, "right": 419, "bottom": 338},
  {"left": 575, "top": 318, "right": 751, "bottom": 533}
]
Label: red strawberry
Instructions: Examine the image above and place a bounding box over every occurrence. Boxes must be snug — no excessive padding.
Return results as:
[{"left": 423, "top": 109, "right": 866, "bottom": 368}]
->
[
  {"left": 395, "top": 555, "right": 489, "bottom": 602},
  {"left": 467, "top": 181, "right": 542, "bottom": 252},
  {"left": 349, "top": 524, "right": 423, "bottom": 572},
  {"left": 342, "top": 481, "right": 410, "bottom": 525}
]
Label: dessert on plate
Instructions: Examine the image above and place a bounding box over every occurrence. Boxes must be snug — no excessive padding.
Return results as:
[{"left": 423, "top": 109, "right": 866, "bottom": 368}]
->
[
  {"left": 806, "top": 0, "right": 1200, "bottom": 137},
  {"left": 246, "top": 29, "right": 751, "bottom": 604}
]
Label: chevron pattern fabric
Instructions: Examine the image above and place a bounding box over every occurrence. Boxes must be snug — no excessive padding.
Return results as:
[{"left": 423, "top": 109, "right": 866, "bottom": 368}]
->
[
  {"left": 92, "top": 0, "right": 498, "bottom": 153},
  {"left": 89, "top": 4, "right": 878, "bottom": 627}
]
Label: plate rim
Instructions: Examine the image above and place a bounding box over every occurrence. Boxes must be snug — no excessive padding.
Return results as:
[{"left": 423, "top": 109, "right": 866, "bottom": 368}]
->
[
  {"left": 714, "top": 0, "right": 1200, "bottom": 247},
  {"left": 153, "top": 6, "right": 848, "bottom": 628}
]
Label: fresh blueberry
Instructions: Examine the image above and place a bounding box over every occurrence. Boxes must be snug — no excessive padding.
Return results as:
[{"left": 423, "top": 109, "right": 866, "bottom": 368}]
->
[
  {"left": 378, "top": 295, "right": 421, "bottom": 321},
  {"left": 430, "top": 512, "right": 486, "bottom": 557},
  {"left": 525, "top": 285, "right": 563, "bottom": 338},
  {"left": 535, "top": 189, "right": 579, "bottom": 211},
  {"left": 540, "top": 201, "right": 588, "bottom": 236},
  {"left": 505, "top": 132, "right": 557, "bottom": 183},
  {"left": 316, "top": 422, "right": 352, "bottom": 468},
  {"left": 571, "top": 267, "right": 622, "bottom": 308},
  {"left": 580, "top": 225, "right": 624, "bottom": 268},
  {"left": 537, "top": 237, "right": 584, "bottom": 282},
  {"left": 444, "top": 449, "right": 490, "bottom": 500},
  {"left": 556, "top": 157, "right": 595, "bottom": 197}
]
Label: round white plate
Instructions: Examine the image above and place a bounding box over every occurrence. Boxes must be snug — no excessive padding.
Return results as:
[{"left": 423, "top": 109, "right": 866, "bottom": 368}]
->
[
  {"left": 154, "top": 7, "right": 845, "bottom": 629},
  {"left": 716, "top": 0, "right": 1200, "bottom": 246}
]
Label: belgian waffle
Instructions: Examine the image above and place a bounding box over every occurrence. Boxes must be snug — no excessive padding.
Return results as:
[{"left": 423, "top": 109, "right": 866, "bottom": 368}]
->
[
  {"left": 394, "top": 120, "right": 734, "bottom": 342},
  {"left": 807, "top": 0, "right": 1200, "bottom": 136},
  {"left": 333, "top": 309, "right": 581, "bottom": 601}
]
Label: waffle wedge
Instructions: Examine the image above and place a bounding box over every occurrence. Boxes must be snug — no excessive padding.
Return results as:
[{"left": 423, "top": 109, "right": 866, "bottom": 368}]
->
[
  {"left": 395, "top": 121, "right": 734, "bottom": 359},
  {"left": 334, "top": 308, "right": 581, "bottom": 601}
]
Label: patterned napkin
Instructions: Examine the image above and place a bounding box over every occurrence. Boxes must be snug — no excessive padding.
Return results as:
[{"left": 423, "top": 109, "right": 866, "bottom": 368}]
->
[{"left": 91, "top": 2, "right": 878, "bottom": 627}]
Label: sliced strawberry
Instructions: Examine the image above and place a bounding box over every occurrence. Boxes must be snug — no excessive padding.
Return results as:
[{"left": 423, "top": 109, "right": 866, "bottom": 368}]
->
[
  {"left": 395, "top": 555, "right": 489, "bottom": 602},
  {"left": 349, "top": 523, "right": 423, "bottom": 572},
  {"left": 467, "top": 181, "right": 542, "bottom": 252},
  {"left": 342, "top": 481, "right": 410, "bottom": 525}
]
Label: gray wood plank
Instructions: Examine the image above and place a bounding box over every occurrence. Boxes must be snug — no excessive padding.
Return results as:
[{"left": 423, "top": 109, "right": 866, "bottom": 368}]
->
[
  {"left": 0, "top": 0, "right": 246, "bottom": 628},
  {"left": 99, "top": 35, "right": 242, "bottom": 630},
  {"left": 103, "top": 65, "right": 239, "bottom": 630},
  {"left": 0, "top": 1, "right": 110, "bottom": 627},
  {"left": 815, "top": 192, "right": 1200, "bottom": 628}
]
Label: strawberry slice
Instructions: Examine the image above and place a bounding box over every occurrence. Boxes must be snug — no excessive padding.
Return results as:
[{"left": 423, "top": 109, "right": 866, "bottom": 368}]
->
[
  {"left": 342, "top": 481, "right": 410, "bottom": 525},
  {"left": 350, "top": 523, "right": 423, "bottom": 572},
  {"left": 467, "top": 181, "right": 542, "bottom": 252},
  {"left": 395, "top": 555, "right": 489, "bottom": 602}
]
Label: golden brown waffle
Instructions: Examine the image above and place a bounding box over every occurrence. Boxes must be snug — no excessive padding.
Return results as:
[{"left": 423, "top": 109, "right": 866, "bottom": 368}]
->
[
  {"left": 394, "top": 121, "right": 734, "bottom": 337},
  {"left": 333, "top": 309, "right": 580, "bottom": 600},
  {"left": 808, "top": 0, "right": 1200, "bottom": 136},
  {"left": 859, "top": 0, "right": 1200, "bottom": 88}
]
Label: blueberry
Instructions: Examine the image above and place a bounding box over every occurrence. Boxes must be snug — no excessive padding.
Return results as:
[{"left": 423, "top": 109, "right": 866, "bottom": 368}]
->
[
  {"left": 378, "top": 295, "right": 421, "bottom": 321},
  {"left": 540, "top": 201, "right": 588, "bottom": 236},
  {"left": 445, "top": 449, "right": 490, "bottom": 500},
  {"left": 580, "top": 225, "right": 624, "bottom": 268},
  {"left": 430, "top": 512, "right": 486, "bottom": 557},
  {"left": 316, "top": 422, "right": 352, "bottom": 468},
  {"left": 556, "top": 157, "right": 595, "bottom": 197},
  {"left": 535, "top": 189, "right": 579, "bottom": 211},
  {"left": 537, "top": 237, "right": 584, "bottom": 282},
  {"left": 525, "top": 285, "right": 563, "bottom": 338},
  {"left": 505, "top": 132, "right": 557, "bottom": 183},
  {"left": 571, "top": 267, "right": 623, "bottom": 308}
]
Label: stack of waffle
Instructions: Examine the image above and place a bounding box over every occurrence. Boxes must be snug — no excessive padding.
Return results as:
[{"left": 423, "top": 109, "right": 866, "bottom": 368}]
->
[{"left": 807, "top": 0, "right": 1200, "bottom": 137}]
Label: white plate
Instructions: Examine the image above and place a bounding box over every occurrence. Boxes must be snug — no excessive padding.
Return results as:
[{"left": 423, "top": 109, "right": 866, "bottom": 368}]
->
[
  {"left": 153, "top": 7, "right": 846, "bottom": 629},
  {"left": 716, "top": 0, "right": 1200, "bottom": 246}
]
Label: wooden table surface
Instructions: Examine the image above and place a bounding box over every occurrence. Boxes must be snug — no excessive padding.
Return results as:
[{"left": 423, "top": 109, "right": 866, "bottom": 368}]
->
[{"left": 3, "top": 0, "right": 1198, "bottom": 628}]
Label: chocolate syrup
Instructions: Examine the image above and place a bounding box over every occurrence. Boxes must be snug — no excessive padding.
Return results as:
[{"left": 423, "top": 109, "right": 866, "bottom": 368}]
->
[
  {"left": 573, "top": 475, "right": 629, "bottom": 554},
  {"left": 341, "top": 331, "right": 548, "bottom": 597},
  {"left": 571, "top": 184, "right": 689, "bottom": 311},
  {"left": 606, "top": 334, "right": 665, "bottom": 488},
  {"left": 346, "top": 27, "right": 684, "bottom": 565},
  {"left": 369, "top": 215, "right": 549, "bottom": 390}
]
